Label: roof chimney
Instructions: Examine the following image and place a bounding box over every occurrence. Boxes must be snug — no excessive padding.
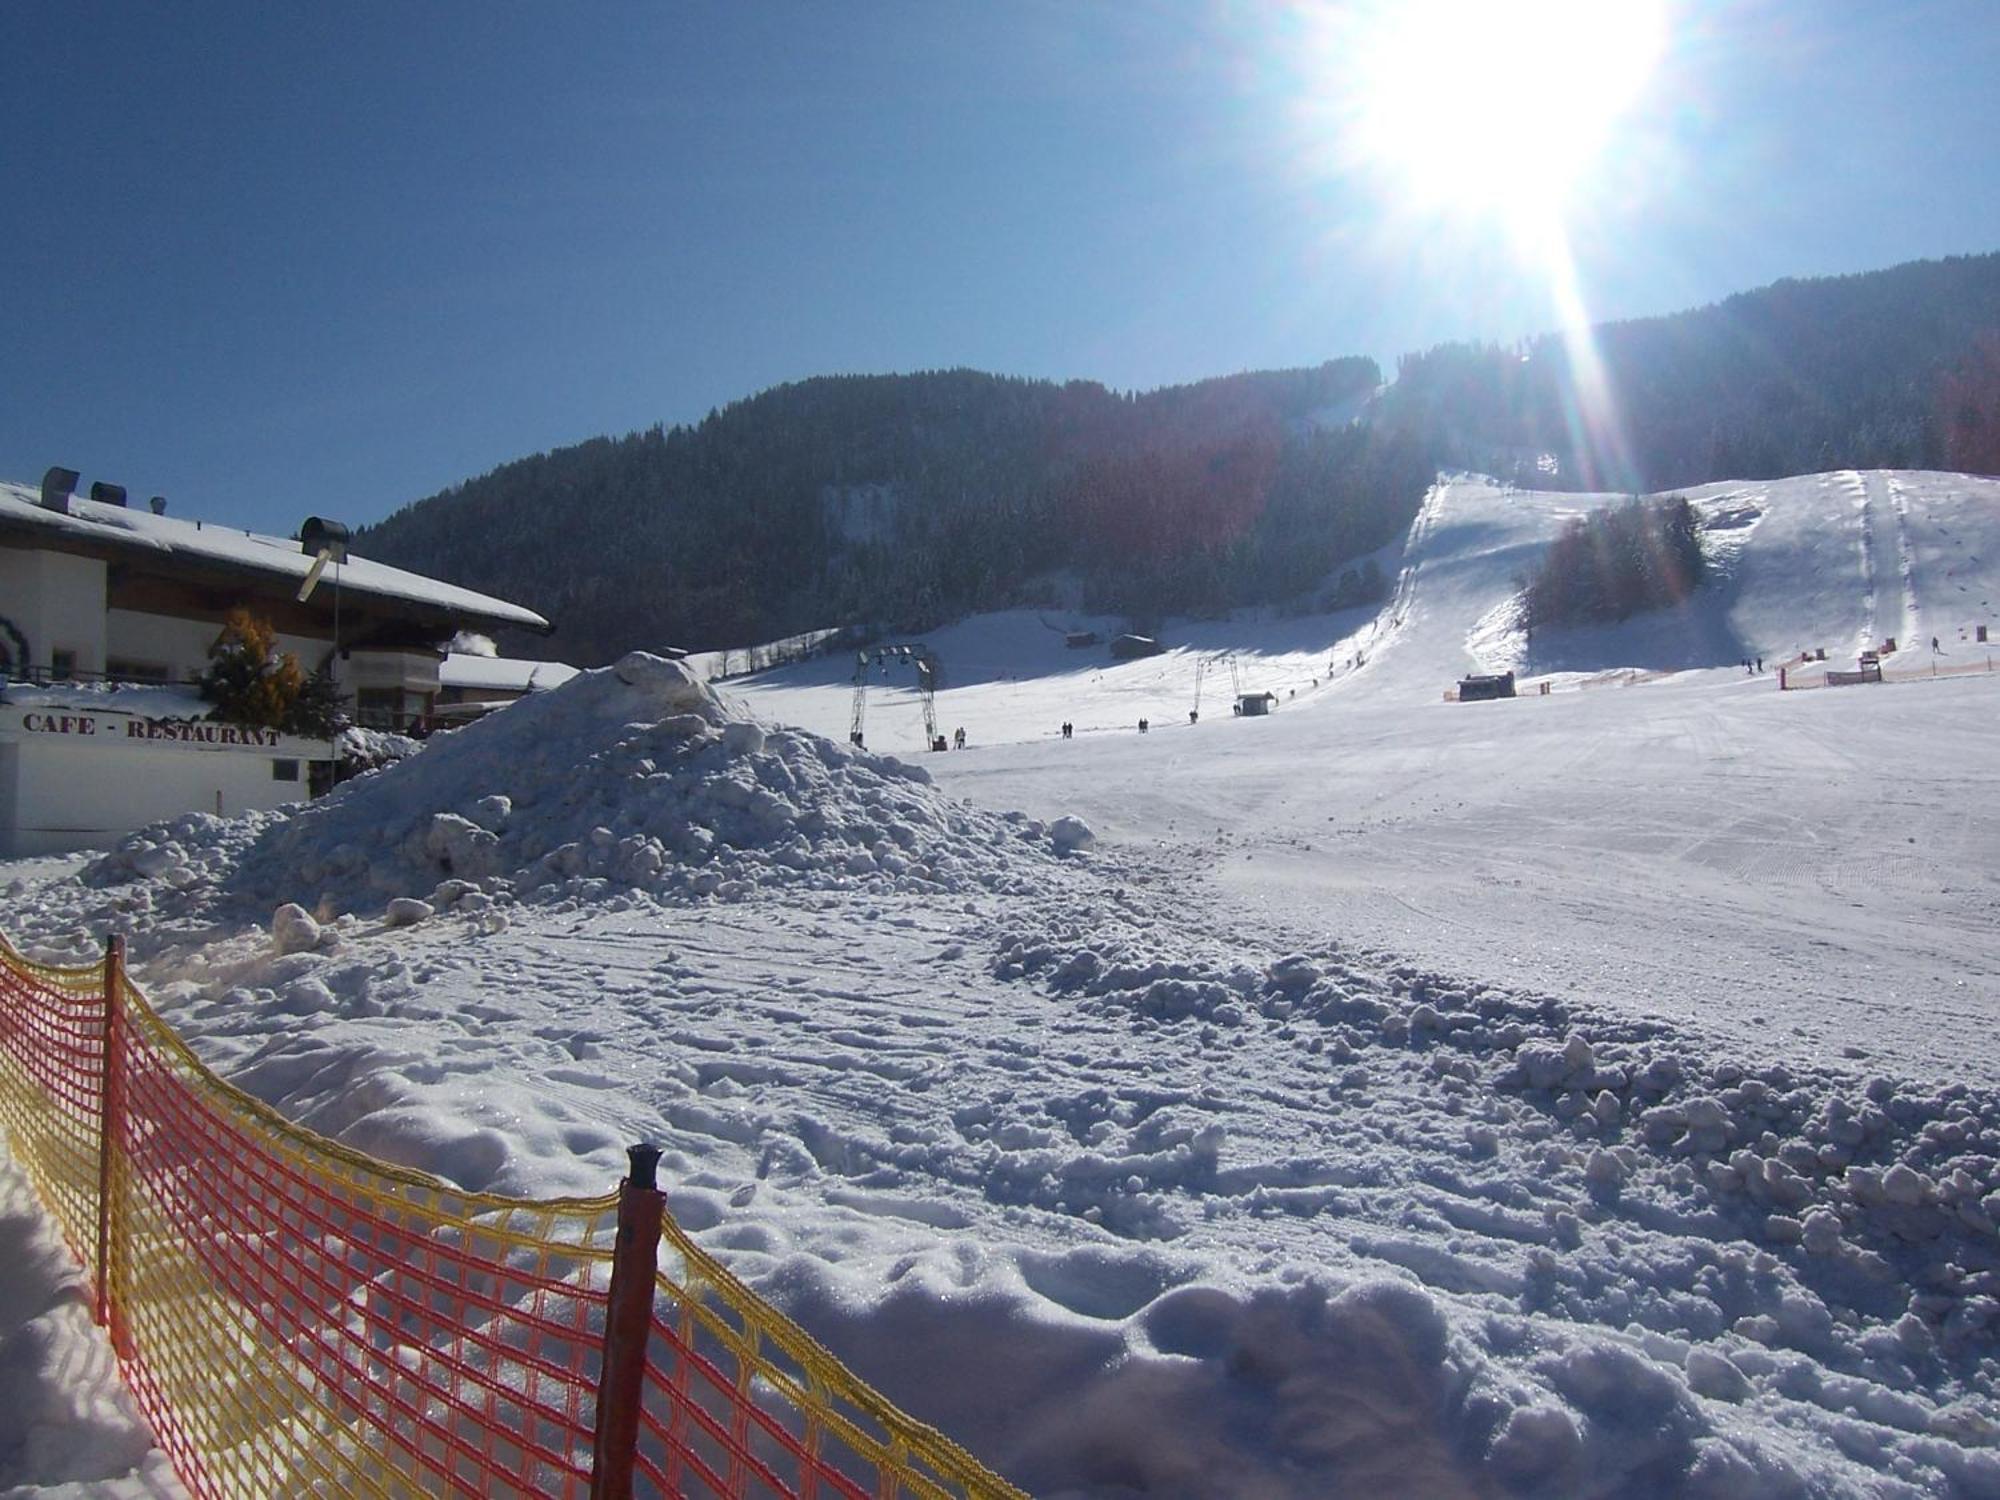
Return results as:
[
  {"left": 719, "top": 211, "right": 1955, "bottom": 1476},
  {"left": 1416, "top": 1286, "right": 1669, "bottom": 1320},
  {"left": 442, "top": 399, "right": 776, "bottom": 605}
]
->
[
  {"left": 300, "top": 516, "right": 351, "bottom": 562},
  {"left": 149, "top": 495, "right": 167, "bottom": 515},
  {"left": 40, "top": 466, "right": 79, "bottom": 514},
  {"left": 89, "top": 481, "right": 128, "bottom": 508}
]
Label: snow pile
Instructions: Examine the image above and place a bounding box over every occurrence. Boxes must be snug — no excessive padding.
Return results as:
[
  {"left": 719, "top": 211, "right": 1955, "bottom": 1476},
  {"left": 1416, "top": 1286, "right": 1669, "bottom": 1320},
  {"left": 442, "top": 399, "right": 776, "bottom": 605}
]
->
[
  {"left": 334, "top": 724, "right": 423, "bottom": 771},
  {"left": 77, "top": 653, "right": 1073, "bottom": 931}
]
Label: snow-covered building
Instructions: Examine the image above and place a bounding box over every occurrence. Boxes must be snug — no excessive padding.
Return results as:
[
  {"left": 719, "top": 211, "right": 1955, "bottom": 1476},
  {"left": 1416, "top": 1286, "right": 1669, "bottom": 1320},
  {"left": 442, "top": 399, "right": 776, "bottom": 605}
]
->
[
  {"left": 433, "top": 652, "right": 580, "bottom": 725},
  {"left": 0, "top": 468, "right": 550, "bottom": 854}
]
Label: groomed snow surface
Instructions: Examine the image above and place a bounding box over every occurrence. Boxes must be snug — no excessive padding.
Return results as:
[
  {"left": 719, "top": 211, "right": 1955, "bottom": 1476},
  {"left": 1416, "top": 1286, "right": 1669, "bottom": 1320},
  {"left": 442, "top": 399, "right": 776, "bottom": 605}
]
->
[{"left": 4, "top": 471, "right": 1999, "bottom": 1498}]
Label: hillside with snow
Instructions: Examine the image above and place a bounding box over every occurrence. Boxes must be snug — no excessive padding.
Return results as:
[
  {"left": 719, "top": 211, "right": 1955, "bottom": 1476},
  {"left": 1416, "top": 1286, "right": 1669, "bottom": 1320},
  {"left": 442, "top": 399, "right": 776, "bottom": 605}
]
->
[
  {"left": 4, "top": 470, "right": 1999, "bottom": 1498},
  {"left": 728, "top": 469, "right": 1999, "bottom": 749}
]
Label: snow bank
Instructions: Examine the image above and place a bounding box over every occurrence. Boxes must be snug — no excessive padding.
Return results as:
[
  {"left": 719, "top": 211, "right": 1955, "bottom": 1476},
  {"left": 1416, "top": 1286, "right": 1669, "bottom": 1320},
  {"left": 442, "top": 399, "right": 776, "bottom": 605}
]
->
[
  {"left": 334, "top": 724, "right": 423, "bottom": 771},
  {"left": 78, "top": 654, "right": 1079, "bottom": 931}
]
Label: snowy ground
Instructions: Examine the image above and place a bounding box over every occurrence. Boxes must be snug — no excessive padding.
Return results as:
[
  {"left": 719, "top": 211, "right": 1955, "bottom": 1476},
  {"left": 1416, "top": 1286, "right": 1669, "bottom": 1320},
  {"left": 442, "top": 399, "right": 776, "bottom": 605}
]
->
[
  {"left": 3, "top": 471, "right": 1999, "bottom": 1497},
  {"left": 0, "top": 1152, "right": 183, "bottom": 1497}
]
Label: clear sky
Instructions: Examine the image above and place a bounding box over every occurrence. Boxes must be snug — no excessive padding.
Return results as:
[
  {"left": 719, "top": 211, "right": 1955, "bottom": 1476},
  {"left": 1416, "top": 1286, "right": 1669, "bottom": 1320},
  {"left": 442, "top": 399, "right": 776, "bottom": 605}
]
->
[{"left": 5, "top": 1, "right": 1998, "bottom": 535}]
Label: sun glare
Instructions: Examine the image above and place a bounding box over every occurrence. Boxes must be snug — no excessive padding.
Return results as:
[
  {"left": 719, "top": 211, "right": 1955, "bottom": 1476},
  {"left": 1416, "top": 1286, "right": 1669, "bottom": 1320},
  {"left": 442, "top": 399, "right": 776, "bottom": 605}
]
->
[{"left": 1328, "top": 0, "right": 1668, "bottom": 238}]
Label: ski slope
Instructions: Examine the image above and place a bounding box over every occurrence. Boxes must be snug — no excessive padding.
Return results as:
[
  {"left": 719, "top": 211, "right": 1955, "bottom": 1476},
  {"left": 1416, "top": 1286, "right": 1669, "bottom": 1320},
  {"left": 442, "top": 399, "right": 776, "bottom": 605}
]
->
[
  {"left": 4, "top": 471, "right": 1999, "bottom": 1498},
  {"left": 731, "top": 470, "right": 2000, "bottom": 748}
]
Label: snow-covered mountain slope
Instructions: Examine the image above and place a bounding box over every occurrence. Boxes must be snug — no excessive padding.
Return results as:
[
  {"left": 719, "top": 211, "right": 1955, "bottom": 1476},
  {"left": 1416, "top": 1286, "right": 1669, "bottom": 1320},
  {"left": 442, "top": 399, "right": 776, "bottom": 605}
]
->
[
  {"left": 1369, "top": 470, "right": 1997, "bottom": 691},
  {"left": 5, "top": 472, "right": 2000, "bottom": 1498},
  {"left": 732, "top": 470, "right": 2000, "bottom": 749}
]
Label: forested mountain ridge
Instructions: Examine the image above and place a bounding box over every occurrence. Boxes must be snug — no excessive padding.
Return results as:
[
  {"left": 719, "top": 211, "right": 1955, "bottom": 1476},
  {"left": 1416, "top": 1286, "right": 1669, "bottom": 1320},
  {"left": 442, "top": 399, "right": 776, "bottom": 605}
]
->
[
  {"left": 359, "top": 360, "right": 1431, "bottom": 665},
  {"left": 360, "top": 252, "right": 2000, "bottom": 665},
  {"left": 1384, "top": 251, "right": 2000, "bottom": 489}
]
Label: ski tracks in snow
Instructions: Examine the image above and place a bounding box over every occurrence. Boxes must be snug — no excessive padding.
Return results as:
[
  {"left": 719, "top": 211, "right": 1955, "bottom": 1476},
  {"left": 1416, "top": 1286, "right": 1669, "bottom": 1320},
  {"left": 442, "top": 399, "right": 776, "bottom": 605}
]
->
[
  {"left": 1844, "top": 469, "right": 1926, "bottom": 656},
  {"left": 1840, "top": 470, "right": 1883, "bottom": 656},
  {"left": 1872, "top": 471, "right": 1925, "bottom": 652}
]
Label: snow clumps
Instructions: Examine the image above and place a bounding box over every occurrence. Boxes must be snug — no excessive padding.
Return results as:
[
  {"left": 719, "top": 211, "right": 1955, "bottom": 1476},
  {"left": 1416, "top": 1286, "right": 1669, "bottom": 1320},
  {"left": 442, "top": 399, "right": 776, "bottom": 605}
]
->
[{"left": 269, "top": 903, "right": 324, "bottom": 955}]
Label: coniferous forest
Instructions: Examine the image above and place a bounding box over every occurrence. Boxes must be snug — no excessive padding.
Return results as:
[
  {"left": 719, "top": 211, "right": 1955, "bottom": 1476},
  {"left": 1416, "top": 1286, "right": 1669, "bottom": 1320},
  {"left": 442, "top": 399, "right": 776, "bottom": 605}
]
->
[
  {"left": 1383, "top": 252, "right": 2000, "bottom": 489},
  {"left": 358, "top": 252, "right": 2000, "bottom": 664},
  {"left": 1520, "top": 497, "right": 1707, "bottom": 631},
  {"left": 360, "top": 361, "right": 1428, "bottom": 664}
]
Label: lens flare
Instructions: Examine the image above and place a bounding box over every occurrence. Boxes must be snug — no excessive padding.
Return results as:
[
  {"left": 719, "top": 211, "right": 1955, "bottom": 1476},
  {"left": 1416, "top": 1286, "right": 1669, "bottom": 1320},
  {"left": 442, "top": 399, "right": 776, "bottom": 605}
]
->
[
  {"left": 1330, "top": 0, "right": 1668, "bottom": 235},
  {"left": 1274, "top": 0, "right": 1676, "bottom": 489}
]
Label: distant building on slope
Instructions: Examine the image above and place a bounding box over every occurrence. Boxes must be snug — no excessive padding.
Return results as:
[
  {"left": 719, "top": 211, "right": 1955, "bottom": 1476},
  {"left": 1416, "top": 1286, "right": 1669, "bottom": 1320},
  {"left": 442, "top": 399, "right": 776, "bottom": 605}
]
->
[
  {"left": 1455, "top": 671, "right": 1517, "bottom": 702},
  {"left": 0, "top": 466, "right": 552, "bottom": 854},
  {"left": 1109, "top": 634, "right": 1164, "bottom": 660}
]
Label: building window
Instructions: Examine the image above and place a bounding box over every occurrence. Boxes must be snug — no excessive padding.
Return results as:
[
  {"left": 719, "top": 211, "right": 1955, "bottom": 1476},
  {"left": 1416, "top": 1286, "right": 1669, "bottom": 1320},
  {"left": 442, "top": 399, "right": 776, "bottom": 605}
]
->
[
  {"left": 354, "top": 687, "right": 432, "bottom": 731},
  {"left": 51, "top": 649, "right": 78, "bottom": 680},
  {"left": 107, "top": 658, "right": 172, "bottom": 684},
  {"left": 355, "top": 688, "right": 401, "bottom": 729},
  {"left": 272, "top": 759, "right": 301, "bottom": 782}
]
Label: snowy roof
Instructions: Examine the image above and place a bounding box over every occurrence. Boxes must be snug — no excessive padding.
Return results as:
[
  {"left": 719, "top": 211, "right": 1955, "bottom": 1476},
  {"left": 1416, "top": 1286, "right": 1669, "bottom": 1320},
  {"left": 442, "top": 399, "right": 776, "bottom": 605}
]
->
[
  {"left": 439, "top": 654, "right": 580, "bottom": 694},
  {"left": 0, "top": 481, "right": 549, "bottom": 634}
]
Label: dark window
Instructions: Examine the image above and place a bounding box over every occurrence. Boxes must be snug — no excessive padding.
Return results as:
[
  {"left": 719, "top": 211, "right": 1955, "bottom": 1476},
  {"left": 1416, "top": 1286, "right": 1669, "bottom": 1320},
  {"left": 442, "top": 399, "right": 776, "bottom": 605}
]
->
[
  {"left": 272, "top": 758, "right": 301, "bottom": 782},
  {"left": 355, "top": 686, "right": 432, "bottom": 731},
  {"left": 107, "top": 658, "right": 172, "bottom": 683}
]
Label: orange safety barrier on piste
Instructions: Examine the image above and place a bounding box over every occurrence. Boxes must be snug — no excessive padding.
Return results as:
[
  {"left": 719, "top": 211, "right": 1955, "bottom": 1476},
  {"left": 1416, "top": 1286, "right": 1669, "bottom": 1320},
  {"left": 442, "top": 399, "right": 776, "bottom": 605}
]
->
[{"left": 0, "top": 931, "right": 1024, "bottom": 1500}]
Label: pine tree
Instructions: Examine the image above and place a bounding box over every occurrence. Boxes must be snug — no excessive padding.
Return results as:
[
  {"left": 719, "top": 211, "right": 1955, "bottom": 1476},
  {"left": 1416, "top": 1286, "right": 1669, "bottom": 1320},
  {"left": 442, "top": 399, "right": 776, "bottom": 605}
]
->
[{"left": 201, "top": 609, "right": 306, "bottom": 730}]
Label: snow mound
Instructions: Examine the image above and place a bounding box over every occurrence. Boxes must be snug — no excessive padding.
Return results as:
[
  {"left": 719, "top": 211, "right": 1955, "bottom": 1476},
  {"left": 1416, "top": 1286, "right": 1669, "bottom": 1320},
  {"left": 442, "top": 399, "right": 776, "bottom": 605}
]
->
[
  {"left": 81, "top": 653, "right": 1077, "bottom": 924},
  {"left": 335, "top": 724, "right": 423, "bottom": 770}
]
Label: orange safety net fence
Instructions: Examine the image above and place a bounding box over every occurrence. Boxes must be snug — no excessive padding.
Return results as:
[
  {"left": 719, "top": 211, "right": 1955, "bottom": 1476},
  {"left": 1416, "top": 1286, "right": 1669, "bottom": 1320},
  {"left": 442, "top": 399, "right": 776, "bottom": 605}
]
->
[{"left": 0, "top": 932, "right": 1023, "bottom": 1500}]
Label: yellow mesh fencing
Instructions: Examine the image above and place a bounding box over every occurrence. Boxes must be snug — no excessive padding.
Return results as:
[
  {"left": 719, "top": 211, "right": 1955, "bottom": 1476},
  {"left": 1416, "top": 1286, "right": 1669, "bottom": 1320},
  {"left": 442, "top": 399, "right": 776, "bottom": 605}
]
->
[
  {"left": 0, "top": 931, "right": 1025, "bottom": 1500},
  {"left": 639, "top": 1217, "right": 1023, "bottom": 1499},
  {"left": 0, "top": 943, "right": 106, "bottom": 1278}
]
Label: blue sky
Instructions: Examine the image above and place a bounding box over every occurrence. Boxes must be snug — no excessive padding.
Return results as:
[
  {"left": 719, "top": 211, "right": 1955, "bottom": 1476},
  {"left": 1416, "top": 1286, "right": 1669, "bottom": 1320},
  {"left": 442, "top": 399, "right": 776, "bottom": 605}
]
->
[{"left": 5, "top": 1, "right": 1998, "bottom": 535}]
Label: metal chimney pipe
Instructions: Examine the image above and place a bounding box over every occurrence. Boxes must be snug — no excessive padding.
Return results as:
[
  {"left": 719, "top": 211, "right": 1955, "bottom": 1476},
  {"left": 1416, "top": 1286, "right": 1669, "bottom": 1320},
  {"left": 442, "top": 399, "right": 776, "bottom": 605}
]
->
[{"left": 40, "top": 466, "right": 79, "bottom": 514}]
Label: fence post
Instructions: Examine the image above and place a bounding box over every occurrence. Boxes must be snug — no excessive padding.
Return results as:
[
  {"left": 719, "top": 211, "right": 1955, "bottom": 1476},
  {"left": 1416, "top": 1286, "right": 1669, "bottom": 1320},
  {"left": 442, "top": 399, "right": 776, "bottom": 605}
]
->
[
  {"left": 94, "top": 934, "right": 124, "bottom": 1335},
  {"left": 591, "top": 1143, "right": 665, "bottom": 1500}
]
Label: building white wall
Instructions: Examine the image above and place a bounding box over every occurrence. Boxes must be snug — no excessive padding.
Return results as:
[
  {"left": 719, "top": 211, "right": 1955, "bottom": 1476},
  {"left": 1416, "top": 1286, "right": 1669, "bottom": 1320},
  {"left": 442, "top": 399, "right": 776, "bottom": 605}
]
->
[
  {"left": 103, "top": 610, "right": 336, "bottom": 686},
  {"left": 0, "top": 547, "right": 107, "bottom": 674},
  {"left": 0, "top": 728, "right": 326, "bottom": 856},
  {"left": 105, "top": 610, "right": 226, "bottom": 683},
  {"left": 0, "top": 744, "right": 16, "bottom": 840}
]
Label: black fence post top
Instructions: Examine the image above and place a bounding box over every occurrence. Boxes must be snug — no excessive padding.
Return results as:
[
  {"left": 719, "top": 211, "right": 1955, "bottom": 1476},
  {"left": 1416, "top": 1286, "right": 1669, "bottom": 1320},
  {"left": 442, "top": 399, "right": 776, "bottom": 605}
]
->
[{"left": 626, "top": 1143, "right": 662, "bottom": 1191}]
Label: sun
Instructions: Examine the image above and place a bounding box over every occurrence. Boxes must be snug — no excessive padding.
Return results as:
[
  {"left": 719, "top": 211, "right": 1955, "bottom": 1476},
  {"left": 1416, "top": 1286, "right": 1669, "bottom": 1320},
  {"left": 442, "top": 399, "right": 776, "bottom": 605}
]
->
[{"left": 1316, "top": 0, "right": 1668, "bottom": 239}]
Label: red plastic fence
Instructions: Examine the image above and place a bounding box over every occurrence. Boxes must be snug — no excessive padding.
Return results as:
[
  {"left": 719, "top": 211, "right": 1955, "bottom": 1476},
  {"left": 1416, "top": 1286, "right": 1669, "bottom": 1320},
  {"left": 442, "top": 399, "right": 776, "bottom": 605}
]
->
[{"left": 0, "top": 933, "right": 1024, "bottom": 1500}]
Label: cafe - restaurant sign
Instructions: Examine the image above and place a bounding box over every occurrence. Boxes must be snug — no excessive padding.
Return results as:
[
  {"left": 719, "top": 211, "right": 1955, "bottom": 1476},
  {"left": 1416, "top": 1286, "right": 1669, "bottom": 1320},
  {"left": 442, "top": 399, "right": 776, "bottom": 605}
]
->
[{"left": 2, "top": 706, "right": 330, "bottom": 758}]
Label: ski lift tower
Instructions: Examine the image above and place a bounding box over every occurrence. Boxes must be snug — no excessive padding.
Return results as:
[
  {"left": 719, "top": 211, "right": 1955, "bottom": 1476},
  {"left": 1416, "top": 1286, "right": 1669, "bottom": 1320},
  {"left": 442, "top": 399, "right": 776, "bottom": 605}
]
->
[
  {"left": 849, "top": 644, "right": 943, "bottom": 750},
  {"left": 1192, "top": 652, "right": 1229, "bottom": 722}
]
